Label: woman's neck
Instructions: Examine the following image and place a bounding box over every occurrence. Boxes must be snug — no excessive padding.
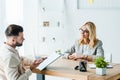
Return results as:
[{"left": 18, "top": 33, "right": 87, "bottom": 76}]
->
[{"left": 83, "top": 38, "right": 90, "bottom": 44}]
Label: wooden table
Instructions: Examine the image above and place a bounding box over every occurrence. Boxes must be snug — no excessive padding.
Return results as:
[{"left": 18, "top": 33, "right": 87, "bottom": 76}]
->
[{"left": 32, "top": 58, "right": 120, "bottom": 80}]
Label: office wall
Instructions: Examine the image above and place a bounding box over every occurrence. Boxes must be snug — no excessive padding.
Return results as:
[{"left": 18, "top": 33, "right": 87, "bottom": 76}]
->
[
  {"left": 23, "top": 0, "right": 120, "bottom": 63},
  {"left": 4, "top": 0, "right": 25, "bottom": 56},
  {"left": 1, "top": 0, "right": 120, "bottom": 80},
  {"left": 1, "top": 0, "right": 120, "bottom": 63},
  {"left": 65, "top": 0, "right": 120, "bottom": 63},
  {"left": 23, "top": 0, "right": 72, "bottom": 57},
  {"left": 23, "top": 0, "right": 39, "bottom": 57},
  {"left": 76, "top": 10, "right": 120, "bottom": 63},
  {"left": 0, "top": 0, "right": 5, "bottom": 45},
  {"left": 5, "top": 0, "right": 23, "bottom": 25}
]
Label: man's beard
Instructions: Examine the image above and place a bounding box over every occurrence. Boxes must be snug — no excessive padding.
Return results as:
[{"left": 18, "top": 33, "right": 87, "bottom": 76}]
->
[{"left": 16, "top": 42, "right": 22, "bottom": 47}]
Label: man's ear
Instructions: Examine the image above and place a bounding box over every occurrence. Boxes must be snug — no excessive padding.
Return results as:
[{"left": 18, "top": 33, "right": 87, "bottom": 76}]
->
[
  {"left": 12, "top": 38, "right": 15, "bottom": 42},
  {"left": 12, "top": 37, "right": 16, "bottom": 43}
]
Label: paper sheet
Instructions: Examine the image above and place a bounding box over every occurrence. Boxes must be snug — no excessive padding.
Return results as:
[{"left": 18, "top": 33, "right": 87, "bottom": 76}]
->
[
  {"left": 38, "top": 53, "right": 61, "bottom": 70},
  {"left": 88, "top": 64, "right": 113, "bottom": 69}
]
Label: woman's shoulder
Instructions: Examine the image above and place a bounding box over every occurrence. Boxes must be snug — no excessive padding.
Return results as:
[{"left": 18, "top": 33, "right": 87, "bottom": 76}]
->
[{"left": 96, "top": 39, "right": 103, "bottom": 46}]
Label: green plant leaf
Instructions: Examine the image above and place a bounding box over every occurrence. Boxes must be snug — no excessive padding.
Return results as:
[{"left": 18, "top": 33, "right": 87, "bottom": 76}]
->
[{"left": 94, "top": 57, "right": 108, "bottom": 68}]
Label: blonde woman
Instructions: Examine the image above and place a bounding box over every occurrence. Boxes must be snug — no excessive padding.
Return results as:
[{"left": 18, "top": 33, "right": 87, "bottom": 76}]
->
[{"left": 64, "top": 22, "right": 104, "bottom": 61}]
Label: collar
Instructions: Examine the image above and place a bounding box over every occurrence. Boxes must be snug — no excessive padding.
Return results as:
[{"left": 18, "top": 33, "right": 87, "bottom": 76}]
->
[{"left": 3, "top": 43, "right": 18, "bottom": 54}]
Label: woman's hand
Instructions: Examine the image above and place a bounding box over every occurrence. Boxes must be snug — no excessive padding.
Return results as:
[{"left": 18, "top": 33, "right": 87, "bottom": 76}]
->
[
  {"left": 68, "top": 54, "right": 75, "bottom": 60},
  {"left": 68, "top": 53, "right": 87, "bottom": 60},
  {"left": 68, "top": 53, "right": 80, "bottom": 60},
  {"left": 79, "top": 54, "right": 86, "bottom": 59}
]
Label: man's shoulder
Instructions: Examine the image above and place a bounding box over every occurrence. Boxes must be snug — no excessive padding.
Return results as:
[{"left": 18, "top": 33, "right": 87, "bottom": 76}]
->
[
  {"left": 0, "top": 44, "right": 16, "bottom": 58},
  {"left": 0, "top": 45, "right": 10, "bottom": 54}
]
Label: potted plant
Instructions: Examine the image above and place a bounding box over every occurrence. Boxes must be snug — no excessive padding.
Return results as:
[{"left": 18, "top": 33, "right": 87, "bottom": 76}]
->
[
  {"left": 56, "top": 49, "right": 61, "bottom": 54},
  {"left": 94, "top": 57, "right": 108, "bottom": 75}
]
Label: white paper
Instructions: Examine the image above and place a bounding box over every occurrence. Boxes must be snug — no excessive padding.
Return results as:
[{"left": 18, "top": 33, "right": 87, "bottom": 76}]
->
[
  {"left": 38, "top": 53, "right": 61, "bottom": 70},
  {"left": 88, "top": 64, "right": 113, "bottom": 69}
]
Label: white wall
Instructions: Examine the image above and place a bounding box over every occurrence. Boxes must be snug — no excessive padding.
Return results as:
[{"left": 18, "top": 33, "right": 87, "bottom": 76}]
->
[
  {"left": 23, "top": 0, "right": 120, "bottom": 63},
  {"left": 65, "top": 0, "right": 120, "bottom": 63},
  {"left": 1, "top": 0, "right": 120, "bottom": 80},
  {"left": 5, "top": 0, "right": 23, "bottom": 25},
  {"left": 23, "top": 0, "right": 39, "bottom": 57},
  {"left": 0, "top": 0, "right": 5, "bottom": 45},
  {"left": 76, "top": 10, "right": 120, "bottom": 63},
  {"left": 4, "top": 0, "right": 25, "bottom": 56},
  {"left": 23, "top": 0, "right": 72, "bottom": 57},
  {"left": 1, "top": 0, "right": 120, "bottom": 63},
  {"left": 0, "top": 0, "right": 120, "bottom": 63}
]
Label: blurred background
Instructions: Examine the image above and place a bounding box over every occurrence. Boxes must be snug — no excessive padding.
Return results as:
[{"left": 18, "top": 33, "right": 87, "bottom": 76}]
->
[{"left": 0, "top": 0, "right": 120, "bottom": 80}]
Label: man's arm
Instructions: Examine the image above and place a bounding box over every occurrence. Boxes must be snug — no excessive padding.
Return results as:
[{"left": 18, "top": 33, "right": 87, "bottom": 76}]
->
[
  {"left": 4, "top": 55, "right": 32, "bottom": 80},
  {"left": 21, "top": 56, "right": 34, "bottom": 66}
]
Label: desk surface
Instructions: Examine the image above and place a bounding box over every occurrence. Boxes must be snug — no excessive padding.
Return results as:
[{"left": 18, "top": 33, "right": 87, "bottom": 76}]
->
[{"left": 32, "top": 58, "right": 120, "bottom": 80}]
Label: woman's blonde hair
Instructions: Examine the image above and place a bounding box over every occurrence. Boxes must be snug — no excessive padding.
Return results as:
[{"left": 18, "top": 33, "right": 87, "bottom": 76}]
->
[{"left": 79, "top": 22, "right": 98, "bottom": 48}]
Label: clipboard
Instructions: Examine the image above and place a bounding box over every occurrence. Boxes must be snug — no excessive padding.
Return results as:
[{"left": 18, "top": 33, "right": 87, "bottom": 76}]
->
[{"left": 38, "top": 52, "right": 62, "bottom": 70}]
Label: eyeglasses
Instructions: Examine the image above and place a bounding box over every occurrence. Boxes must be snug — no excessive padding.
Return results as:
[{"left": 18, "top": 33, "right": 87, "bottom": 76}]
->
[{"left": 79, "top": 28, "right": 89, "bottom": 33}]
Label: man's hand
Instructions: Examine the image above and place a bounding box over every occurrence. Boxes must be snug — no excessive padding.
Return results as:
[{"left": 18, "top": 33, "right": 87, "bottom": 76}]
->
[{"left": 30, "top": 57, "right": 47, "bottom": 70}]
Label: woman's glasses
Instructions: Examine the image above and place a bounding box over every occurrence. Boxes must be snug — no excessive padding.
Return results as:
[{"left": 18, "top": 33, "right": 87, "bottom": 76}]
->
[{"left": 79, "top": 28, "right": 89, "bottom": 33}]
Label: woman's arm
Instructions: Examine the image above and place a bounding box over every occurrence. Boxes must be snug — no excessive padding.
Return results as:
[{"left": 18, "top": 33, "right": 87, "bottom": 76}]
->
[
  {"left": 63, "top": 44, "right": 76, "bottom": 59},
  {"left": 92, "top": 40, "right": 104, "bottom": 61},
  {"left": 76, "top": 40, "right": 104, "bottom": 61}
]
